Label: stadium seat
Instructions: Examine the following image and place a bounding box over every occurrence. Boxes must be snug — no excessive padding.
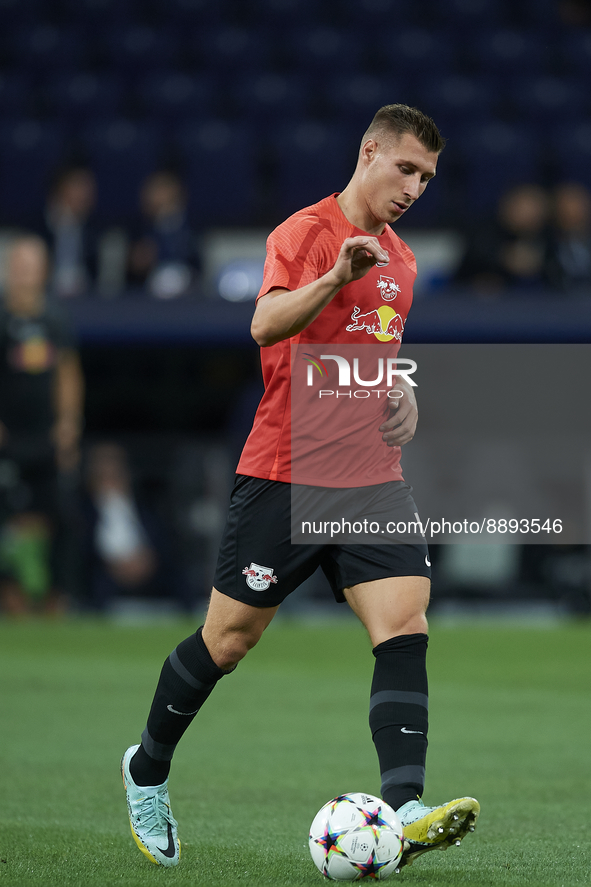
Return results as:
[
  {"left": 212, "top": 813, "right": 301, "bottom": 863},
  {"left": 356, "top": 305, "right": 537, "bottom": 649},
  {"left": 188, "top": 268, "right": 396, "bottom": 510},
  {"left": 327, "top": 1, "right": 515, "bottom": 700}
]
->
[
  {"left": 549, "top": 123, "right": 591, "bottom": 190},
  {"left": 232, "top": 72, "right": 308, "bottom": 124},
  {"left": 163, "top": 0, "right": 224, "bottom": 25},
  {"left": 519, "top": 0, "right": 561, "bottom": 28},
  {"left": 270, "top": 120, "right": 356, "bottom": 218},
  {"left": 13, "top": 23, "right": 84, "bottom": 73},
  {"left": 82, "top": 119, "right": 163, "bottom": 222},
  {"left": 511, "top": 76, "right": 586, "bottom": 123},
  {"left": 0, "top": 0, "right": 44, "bottom": 25},
  {"left": 61, "top": 0, "right": 135, "bottom": 24},
  {"left": 288, "top": 26, "right": 362, "bottom": 73},
  {"left": 104, "top": 25, "right": 178, "bottom": 74},
  {"left": 47, "top": 72, "right": 124, "bottom": 125},
  {"left": 195, "top": 26, "right": 272, "bottom": 73},
  {"left": 0, "top": 120, "right": 65, "bottom": 224},
  {"left": 438, "top": 0, "right": 505, "bottom": 27},
  {"left": 416, "top": 75, "right": 496, "bottom": 125},
  {"left": 378, "top": 27, "right": 455, "bottom": 73},
  {"left": 138, "top": 72, "right": 217, "bottom": 123},
  {"left": 0, "top": 73, "right": 31, "bottom": 117},
  {"left": 341, "top": 0, "right": 413, "bottom": 20},
  {"left": 322, "top": 73, "right": 394, "bottom": 127},
  {"left": 472, "top": 29, "right": 545, "bottom": 75},
  {"left": 176, "top": 120, "right": 257, "bottom": 225},
  {"left": 560, "top": 31, "right": 591, "bottom": 73},
  {"left": 256, "top": 0, "right": 318, "bottom": 24},
  {"left": 456, "top": 121, "right": 541, "bottom": 215}
]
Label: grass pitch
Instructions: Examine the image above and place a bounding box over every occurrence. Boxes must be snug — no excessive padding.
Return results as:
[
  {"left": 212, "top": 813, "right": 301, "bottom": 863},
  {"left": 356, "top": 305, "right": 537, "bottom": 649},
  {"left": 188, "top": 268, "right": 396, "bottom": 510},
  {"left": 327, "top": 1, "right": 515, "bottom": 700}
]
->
[{"left": 1, "top": 615, "right": 590, "bottom": 887}]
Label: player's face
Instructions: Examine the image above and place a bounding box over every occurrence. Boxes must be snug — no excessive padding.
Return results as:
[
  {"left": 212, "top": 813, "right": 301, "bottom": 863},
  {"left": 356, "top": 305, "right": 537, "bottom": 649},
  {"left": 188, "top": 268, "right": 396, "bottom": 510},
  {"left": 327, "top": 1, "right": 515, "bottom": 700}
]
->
[{"left": 360, "top": 133, "right": 438, "bottom": 230}]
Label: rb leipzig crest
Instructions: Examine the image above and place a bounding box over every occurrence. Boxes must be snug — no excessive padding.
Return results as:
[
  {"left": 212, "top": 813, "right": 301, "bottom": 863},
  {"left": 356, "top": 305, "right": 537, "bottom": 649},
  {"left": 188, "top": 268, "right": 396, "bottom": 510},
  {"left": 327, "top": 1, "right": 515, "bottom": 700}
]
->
[
  {"left": 242, "top": 563, "right": 278, "bottom": 591},
  {"left": 377, "top": 275, "right": 401, "bottom": 301}
]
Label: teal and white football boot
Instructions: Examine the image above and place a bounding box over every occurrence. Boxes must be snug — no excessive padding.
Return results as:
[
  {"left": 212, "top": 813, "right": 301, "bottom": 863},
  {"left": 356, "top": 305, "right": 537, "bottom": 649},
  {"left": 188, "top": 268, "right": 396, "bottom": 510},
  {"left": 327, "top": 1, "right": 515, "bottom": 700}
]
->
[
  {"left": 397, "top": 796, "right": 480, "bottom": 869},
  {"left": 121, "top": 745, "right": 180, "bottom": 867}
]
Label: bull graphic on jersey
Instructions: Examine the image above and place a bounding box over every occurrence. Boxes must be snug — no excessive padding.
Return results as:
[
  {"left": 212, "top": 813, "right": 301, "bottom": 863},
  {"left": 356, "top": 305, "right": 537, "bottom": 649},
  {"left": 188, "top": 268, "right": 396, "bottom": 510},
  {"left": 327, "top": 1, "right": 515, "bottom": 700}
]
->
[
  {"left": 377, "top": 275, "right": 401, "bottom": 301},
  {"left": 346, "top": 305, "right": 404, "bottom": 342},
  {"left": 242, "top": 562, "right": 278, "bottom": 591}
]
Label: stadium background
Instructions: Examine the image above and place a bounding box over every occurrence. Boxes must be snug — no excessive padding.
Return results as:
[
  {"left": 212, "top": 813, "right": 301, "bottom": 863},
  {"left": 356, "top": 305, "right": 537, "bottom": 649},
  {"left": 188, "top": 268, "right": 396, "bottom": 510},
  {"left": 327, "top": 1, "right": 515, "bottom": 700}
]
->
[{"left": 1, "top": 0, "right": 591, "bottom": 615}]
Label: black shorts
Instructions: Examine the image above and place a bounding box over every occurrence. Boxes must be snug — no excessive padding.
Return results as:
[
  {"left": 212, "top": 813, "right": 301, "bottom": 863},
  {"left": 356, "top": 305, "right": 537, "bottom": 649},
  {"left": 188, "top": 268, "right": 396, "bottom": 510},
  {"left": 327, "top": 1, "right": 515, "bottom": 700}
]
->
[
  {"left": 213, "top": 475, "right": 431, "bottom": 608},
  {"left": 0, "top": 453, "right": 57, "bottom": 521}
]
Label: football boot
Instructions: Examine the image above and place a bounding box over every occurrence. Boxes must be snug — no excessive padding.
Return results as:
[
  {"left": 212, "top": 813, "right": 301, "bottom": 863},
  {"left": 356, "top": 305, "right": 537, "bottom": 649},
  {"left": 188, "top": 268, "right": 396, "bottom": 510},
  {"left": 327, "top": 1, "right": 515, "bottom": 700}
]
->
[
  {"left": 396, "top": 796, "right": 480, "bottom": 869},
  {"left": 121, "top": 745, "right": 180, "bottom": 867}
]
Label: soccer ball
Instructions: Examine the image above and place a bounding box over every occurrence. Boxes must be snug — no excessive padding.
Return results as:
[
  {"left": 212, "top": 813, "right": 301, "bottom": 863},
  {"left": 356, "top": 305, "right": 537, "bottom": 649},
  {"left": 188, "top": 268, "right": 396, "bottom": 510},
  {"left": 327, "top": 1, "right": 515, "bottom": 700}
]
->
[{"left": 309, "top": 792, "right": 404, "bottom": 880}]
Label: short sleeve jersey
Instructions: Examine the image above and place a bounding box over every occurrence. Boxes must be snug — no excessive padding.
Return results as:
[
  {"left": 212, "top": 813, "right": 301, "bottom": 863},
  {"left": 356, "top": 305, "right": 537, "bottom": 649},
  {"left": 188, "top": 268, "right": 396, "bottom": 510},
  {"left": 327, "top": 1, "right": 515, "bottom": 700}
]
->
[
  {"left": 0, "top": 301, "right": 76, "bottom": 437},
  {"left": 236, "top": 194, "right": 417, "bottom": 486}
]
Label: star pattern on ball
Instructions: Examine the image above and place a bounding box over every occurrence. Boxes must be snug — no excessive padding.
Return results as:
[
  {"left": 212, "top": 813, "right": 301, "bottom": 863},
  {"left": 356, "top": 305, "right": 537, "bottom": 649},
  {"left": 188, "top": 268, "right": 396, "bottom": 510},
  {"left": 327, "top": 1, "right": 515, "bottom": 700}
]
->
[
  {"left": 309, "top": 794, "right": 404, "bottom": 880},
  {"left": 330, "top": 794, "right": 354, "bottom": 813},
  {"left": 314, "top": 822, "right": 347, "bottom": 862},
  {"left": 354, "top": 849, "right": 391, "bottom": 879},
  {"left": 360, "top": 804, "right": 390, "bottom": 832}
]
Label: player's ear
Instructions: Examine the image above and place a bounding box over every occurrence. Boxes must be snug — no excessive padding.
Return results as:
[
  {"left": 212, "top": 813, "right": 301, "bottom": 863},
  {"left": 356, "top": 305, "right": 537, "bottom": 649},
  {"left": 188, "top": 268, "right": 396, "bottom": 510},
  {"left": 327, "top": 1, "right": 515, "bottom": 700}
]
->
[{"left": 360, "top": 138, "right": 378, "bottom": 165}]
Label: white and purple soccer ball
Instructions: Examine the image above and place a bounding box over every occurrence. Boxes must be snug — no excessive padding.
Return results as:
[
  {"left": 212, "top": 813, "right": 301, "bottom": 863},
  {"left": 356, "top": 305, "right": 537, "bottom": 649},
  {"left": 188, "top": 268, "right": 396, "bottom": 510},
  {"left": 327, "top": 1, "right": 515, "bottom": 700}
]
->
[{"left": 309, "top": 792, "right": 404, "bottom": 881}]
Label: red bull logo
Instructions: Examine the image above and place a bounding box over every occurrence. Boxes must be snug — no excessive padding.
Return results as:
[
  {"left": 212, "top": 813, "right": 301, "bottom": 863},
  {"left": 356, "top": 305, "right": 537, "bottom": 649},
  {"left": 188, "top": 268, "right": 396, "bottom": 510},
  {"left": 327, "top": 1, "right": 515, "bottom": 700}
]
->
[
  {"left": 346, "top": 305, "right": 404, "bottom": 342},
  {"left": 242, "top": 562, "right": 278, "bottom": 591}
]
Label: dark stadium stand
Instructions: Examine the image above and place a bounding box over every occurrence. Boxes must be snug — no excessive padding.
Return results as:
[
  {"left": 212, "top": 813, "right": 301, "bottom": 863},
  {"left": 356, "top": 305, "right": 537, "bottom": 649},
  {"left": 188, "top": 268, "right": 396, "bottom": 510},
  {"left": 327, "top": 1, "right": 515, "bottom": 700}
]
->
[{"left": 0, "top": 0, "right": 590, "bottom": 230}]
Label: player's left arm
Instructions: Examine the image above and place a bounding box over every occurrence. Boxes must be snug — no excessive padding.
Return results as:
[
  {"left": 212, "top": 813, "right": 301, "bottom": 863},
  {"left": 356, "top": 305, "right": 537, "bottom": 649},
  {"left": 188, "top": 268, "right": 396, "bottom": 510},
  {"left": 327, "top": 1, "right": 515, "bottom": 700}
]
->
[
  {"left": 379, "top": 375, "right": 418, "bottom": 447},
  {"left": 52, "top": 349, "right": 85, "bottom": 470}
]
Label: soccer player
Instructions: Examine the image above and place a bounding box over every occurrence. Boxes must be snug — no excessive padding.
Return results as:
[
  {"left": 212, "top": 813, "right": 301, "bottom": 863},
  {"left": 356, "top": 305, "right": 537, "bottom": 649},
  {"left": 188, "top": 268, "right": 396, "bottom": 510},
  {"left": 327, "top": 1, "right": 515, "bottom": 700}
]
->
[{"left": 121, "top": 104, "right": 480, "bottom": 870}]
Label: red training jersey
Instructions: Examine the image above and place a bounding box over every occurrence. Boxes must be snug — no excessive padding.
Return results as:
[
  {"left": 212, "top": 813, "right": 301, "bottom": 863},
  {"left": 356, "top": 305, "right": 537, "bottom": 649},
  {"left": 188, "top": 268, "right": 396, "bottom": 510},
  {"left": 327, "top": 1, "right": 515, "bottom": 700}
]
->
[{"left": 236, "top": 194, "right": 417, "bottom": 486}]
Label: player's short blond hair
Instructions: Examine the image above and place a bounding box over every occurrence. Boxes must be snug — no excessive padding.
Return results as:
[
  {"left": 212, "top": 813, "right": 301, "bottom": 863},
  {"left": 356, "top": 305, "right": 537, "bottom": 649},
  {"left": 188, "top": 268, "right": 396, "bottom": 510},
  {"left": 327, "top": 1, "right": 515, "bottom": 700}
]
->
[{"left": 363, "top": 104, "right": 445, "bottom": 154}]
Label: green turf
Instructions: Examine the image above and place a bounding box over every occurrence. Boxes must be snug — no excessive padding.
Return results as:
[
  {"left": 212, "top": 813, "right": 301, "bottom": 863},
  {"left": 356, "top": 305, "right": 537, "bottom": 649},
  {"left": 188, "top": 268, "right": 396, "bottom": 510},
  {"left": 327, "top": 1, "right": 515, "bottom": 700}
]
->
[{"left": 1, "top": 616, "right": 590, "bottom": 887}]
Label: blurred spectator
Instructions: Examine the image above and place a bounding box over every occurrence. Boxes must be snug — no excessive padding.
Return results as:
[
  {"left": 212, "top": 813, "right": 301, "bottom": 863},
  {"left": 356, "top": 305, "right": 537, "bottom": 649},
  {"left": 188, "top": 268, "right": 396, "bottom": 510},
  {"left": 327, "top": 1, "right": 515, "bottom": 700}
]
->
[
  {"left": 545, "top": 183, "right": 591, "bottom": 294},
  {"left": 43, "top": 166, "right": 99, "bottom": 298},
  {"left": 81, "top": 442, "right": 185, "bottom": 611},
  {"left": 455, "top": 184, "right": 551, "bottom": 296},
  {"left": 127, "top": 171, "right": 200, "bottom": 299},
  {"left": 0, "top": 235, "right": 84, "bottom": 614}
]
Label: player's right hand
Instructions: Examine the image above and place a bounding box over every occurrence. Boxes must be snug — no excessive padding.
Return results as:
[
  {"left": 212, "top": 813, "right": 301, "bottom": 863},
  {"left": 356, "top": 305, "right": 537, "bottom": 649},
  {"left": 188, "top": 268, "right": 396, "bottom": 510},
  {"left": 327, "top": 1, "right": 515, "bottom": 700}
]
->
[{"left": 330, "top": 236, "right": 389, "bottom": 286}]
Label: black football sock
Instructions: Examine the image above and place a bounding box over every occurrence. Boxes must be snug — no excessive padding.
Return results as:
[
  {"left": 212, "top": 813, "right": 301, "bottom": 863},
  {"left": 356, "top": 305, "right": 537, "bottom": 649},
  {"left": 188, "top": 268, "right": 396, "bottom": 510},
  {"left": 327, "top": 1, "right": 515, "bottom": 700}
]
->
[
  {"left": 369, "top": 633, "right": 429, "bottom": 812},
  {"left": 130, "top": 626, "right": 231, "bottom": 786}
]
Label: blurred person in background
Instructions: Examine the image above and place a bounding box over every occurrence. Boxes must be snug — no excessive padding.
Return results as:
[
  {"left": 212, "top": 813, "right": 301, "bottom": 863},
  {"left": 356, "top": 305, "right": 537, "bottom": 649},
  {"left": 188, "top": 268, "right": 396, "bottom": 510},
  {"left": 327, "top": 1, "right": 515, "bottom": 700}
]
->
[
  {"left": 81, "top": 442, "right": 183, "bottom": 612},
  {"left": 455, "top": 183, "right": 551, "bottom": 296},
  {"left": 127, "top": 170, "right": 200, "bottom": 299},
  {"left": 0, "top": 235, "right": 84, "bottom": 614},
  {"left": 545, "top": 182, "right": 591, "bottom": 294},
  {"left": 43, "top": 166, "right": 99, "bottom": 299}
]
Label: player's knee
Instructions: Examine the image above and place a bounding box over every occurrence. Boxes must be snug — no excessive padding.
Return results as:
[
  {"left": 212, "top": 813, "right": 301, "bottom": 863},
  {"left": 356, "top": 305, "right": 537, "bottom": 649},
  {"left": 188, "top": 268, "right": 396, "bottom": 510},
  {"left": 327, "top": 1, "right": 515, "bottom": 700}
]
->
[
  {"left": 374, "top": 610, "right": 428, "bottom": 645},
  {"left": 408, "top": 607, "right": 429, "bottom": 634},
  {"left": 209, "top": 627, "right": 262, "bottom": 670},
  {"left": 403, "top": 611, "right": 429, "bottom": 636},
  {"left": 392, "top": 604, "right": 429, "bottom": 636}
]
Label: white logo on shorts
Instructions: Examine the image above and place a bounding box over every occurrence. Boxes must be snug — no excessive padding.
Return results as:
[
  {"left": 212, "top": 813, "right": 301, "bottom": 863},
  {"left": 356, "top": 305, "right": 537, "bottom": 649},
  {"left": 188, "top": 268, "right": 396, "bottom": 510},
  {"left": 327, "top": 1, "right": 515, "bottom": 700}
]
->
[{"left": 242, "top": 562, "right": 278, "bottom": 591}]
